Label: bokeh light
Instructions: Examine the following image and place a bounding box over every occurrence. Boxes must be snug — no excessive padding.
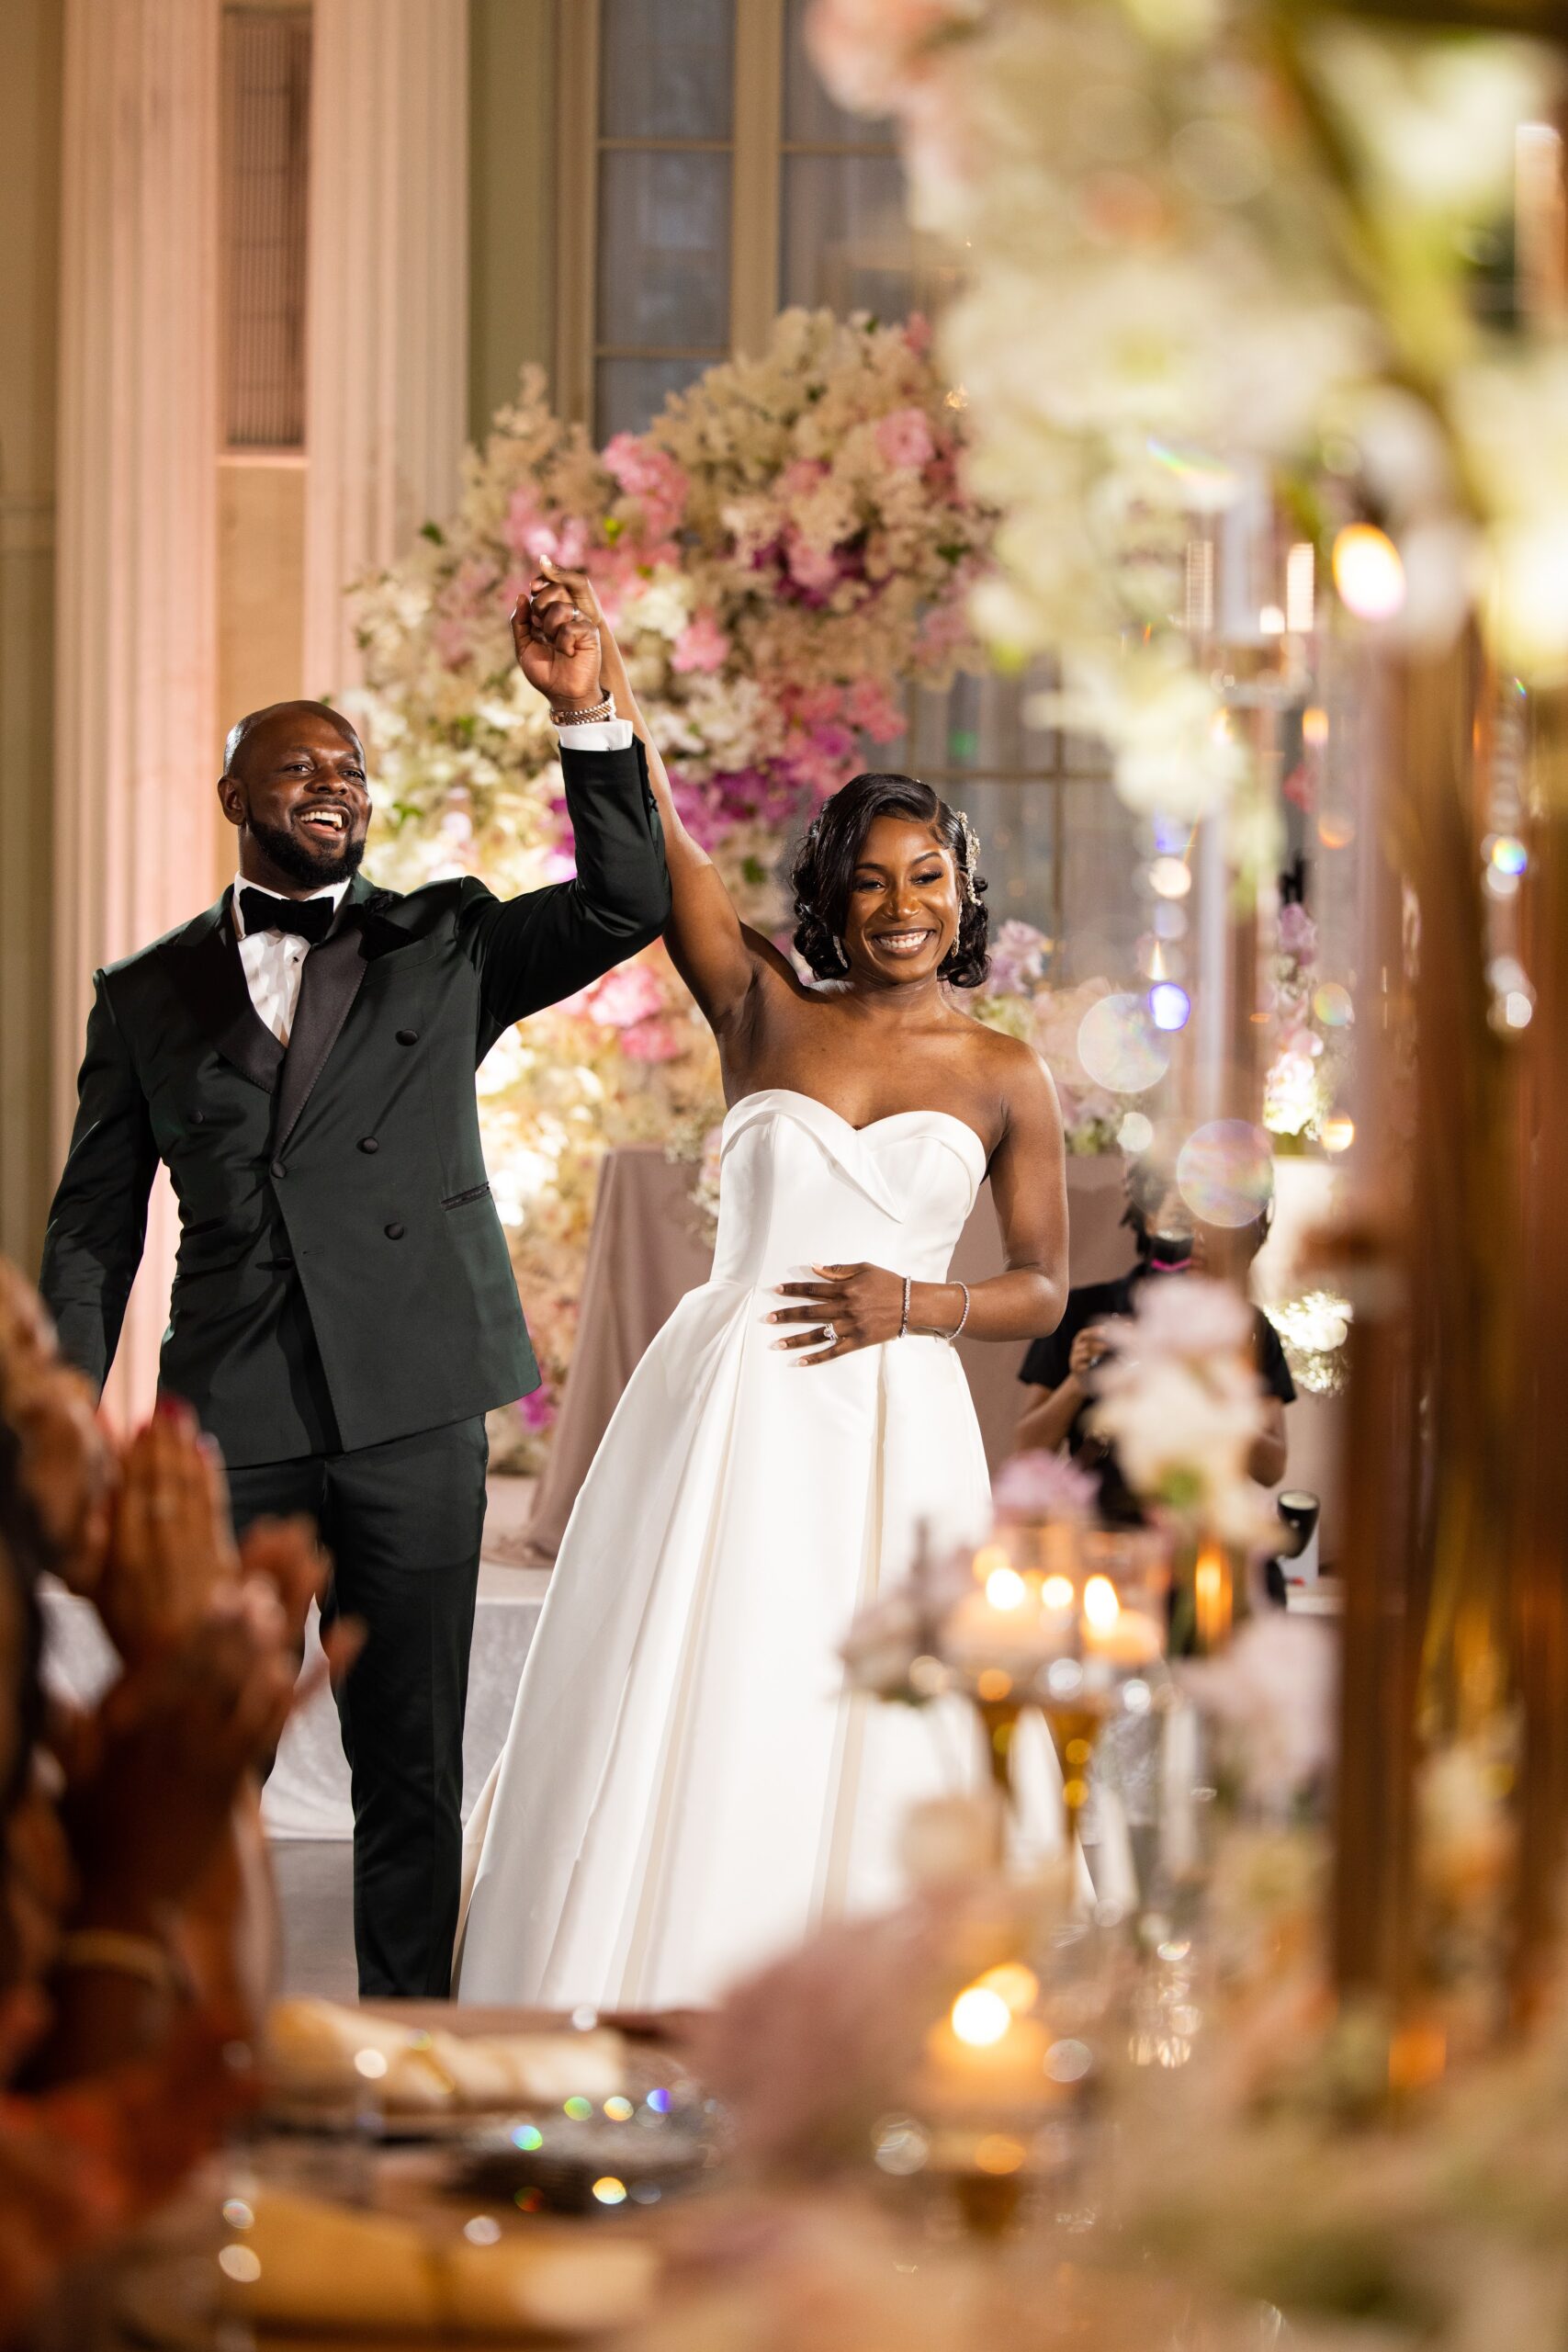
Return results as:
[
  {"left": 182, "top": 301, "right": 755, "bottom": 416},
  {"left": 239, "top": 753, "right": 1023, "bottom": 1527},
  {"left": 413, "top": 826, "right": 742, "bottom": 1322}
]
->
[
  {"left": 1489, "top": 834, "right": 1528, "bottom": 876},
  {"left": 1177, "top": 1120, "right": 1274, "bottom": 1227},
  {"left": 1302, "top": 705, "right": 1329, "bottom": 748},
  {"left": 1321, "top": 1114, "right": 1356, "bottom": 1153},
  {"left": 1312, "top": 982, "right": 1353, "bottom": 1028},
  {"left": 1333, "top": 524, "right": 1406, "bottom": 621},
  {"left": 1149, "top": 855, "right": 1191, "bottom": 899},
  {"left": 952, "top": 1986, "right": 1012, "bottom": 2047},
  {"left": 1082, "top": 1575, "right": 1120, "bottom": 1634},
  {"left": 1077, "top": 992, "right": 1170, "bottom": 1092},
  {"left": 985, "top": 1566, "right": 1028, "bottom": 1611},
  {"left": 1148, "top": 982, "right": 1191, "bottom": 1033},
  {"left": 1118, "top": 1111, "right": 1154, "bottom": 1153},
  {"left": 1317, "top": 810, "right": 1356, "bottom": 850}
]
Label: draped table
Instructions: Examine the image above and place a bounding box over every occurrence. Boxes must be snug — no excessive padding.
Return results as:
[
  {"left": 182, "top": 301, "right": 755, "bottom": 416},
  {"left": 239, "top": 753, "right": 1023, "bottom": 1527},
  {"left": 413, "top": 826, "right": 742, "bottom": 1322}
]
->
[{"left": 523, "top": 1147, "right": 1140, "bottom": 1563}]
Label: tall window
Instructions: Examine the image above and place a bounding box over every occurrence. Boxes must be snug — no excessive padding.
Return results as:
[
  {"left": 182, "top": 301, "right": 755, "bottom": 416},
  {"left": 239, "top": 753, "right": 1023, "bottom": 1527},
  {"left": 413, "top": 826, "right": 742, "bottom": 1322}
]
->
[
  {"left": 220, "top": 2, "right": 311, "bottom": 450},
  {"left": 557, "top": 0, "right": 1136, "bottom": 977}
]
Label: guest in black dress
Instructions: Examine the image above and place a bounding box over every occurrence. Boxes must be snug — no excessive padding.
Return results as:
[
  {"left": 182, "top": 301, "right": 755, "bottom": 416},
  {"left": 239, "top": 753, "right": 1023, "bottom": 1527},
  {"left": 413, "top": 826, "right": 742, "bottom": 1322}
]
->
[{"left": 1015, "top": 1159, "right": 1293, "bottom": 1531}]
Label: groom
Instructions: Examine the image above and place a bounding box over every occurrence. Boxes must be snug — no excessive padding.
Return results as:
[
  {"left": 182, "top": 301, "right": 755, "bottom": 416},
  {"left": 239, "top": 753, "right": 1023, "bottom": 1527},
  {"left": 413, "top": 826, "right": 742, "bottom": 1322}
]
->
[{"left": 40, "top": 575, "right": 668, "bottom": 1996}]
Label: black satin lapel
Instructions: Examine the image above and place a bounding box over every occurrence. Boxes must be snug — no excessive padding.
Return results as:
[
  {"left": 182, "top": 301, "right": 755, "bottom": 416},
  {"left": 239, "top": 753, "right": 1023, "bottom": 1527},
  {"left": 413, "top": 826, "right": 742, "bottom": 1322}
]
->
[
  {"left": 168, "top": 899, "right": 283, "bottom": 1094},
  {"left": 272, "top": 915, "right": 369, "bottom": 1152}
]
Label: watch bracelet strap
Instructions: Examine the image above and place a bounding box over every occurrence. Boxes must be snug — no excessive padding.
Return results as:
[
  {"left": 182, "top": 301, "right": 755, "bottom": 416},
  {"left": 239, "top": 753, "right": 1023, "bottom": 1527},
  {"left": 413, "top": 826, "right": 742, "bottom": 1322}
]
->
[{"left": 549, "top": 693, "right": 615, "bottom": 728}]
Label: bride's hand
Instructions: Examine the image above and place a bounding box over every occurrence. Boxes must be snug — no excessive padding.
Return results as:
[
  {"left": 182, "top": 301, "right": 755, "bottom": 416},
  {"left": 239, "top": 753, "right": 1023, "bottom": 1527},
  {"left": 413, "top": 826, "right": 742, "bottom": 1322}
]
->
[{"left": 769, "top": 1264, "right": 905, "bottom": 1363}]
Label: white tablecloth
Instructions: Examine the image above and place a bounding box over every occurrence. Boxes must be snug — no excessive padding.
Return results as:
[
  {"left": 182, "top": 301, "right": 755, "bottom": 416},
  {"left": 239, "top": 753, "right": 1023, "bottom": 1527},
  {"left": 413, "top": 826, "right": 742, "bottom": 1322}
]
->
[{"left": 39, "top": 1566, "right": 545, "bottom": 1843}]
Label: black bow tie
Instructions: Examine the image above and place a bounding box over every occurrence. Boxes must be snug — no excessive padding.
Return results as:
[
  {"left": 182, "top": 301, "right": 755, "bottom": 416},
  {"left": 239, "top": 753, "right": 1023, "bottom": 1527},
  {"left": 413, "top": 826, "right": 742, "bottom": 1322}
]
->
[{"left": 240, "top": 887, "right": 338, "bottom": 945}]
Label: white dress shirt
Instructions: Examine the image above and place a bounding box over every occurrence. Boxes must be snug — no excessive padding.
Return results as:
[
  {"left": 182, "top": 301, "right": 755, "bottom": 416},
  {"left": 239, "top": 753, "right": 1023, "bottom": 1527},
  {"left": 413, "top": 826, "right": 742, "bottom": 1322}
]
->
[
  {"left": 231, "top": 715, "right": 635, "bottom": 1046},
  {"left": 231, "top": 876, "right": 350, "bottom": 1046}
]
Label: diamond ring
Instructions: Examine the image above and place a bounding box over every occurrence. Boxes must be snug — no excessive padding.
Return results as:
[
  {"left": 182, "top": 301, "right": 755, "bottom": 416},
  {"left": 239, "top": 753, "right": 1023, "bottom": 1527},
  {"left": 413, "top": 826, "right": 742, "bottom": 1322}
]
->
[{"left": 822, "top": 1322, "right": 837, "bottom": 1344}]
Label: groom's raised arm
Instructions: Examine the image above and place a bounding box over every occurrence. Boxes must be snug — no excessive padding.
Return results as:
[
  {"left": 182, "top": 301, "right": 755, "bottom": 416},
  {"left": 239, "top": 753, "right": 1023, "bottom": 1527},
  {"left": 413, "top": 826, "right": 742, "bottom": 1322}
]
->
[
  {"left": 459, "top": 728, "right": 669, "bottom": 1037},
  {"left": 458, "top": 569, "right": 670, "bottom": 1040}
]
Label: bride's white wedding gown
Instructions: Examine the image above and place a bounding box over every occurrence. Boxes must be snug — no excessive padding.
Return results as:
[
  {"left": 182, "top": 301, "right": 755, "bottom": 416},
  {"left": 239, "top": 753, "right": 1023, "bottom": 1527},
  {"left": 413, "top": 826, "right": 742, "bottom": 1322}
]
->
[{"left": 454, "top": 1088, "right": 1010, "bottom": 2010}]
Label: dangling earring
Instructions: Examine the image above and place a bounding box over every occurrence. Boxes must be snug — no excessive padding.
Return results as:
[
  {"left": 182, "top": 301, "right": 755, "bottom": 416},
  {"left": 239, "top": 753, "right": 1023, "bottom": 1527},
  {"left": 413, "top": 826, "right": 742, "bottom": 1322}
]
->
[{"left": 832, "top": 935, "right": 850, "bottom": 972}]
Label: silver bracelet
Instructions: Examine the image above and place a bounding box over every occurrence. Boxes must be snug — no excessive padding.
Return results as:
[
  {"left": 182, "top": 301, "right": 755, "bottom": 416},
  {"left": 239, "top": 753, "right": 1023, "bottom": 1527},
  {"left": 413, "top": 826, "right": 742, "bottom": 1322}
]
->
[
  {"left": 897, "top": 1276, "right": 911, "bottom": 1339},
  {"left": 948, "top": 1282, "right": 971, "bottom": 1341}
]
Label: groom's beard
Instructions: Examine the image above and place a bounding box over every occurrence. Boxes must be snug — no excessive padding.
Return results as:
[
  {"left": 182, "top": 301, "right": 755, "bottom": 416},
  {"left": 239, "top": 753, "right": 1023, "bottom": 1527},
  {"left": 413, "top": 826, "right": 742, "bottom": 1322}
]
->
[{"left": 247, "top": 813, "right": 367, "bottom": 890}]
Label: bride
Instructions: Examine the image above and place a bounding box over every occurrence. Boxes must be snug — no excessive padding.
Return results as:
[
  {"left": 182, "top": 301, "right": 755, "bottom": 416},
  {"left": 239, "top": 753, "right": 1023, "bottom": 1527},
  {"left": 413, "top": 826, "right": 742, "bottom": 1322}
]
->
[{"left": 456, "top": 567, "right": 1068, "bottom": 2010}]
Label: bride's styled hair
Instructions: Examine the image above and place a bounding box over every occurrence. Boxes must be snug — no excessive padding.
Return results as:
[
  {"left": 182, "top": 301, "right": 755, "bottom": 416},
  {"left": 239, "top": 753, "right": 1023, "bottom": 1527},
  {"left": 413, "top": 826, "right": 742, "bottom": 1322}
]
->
[{"left": 790, "top": 773, "right": 990, "bottom": 988}]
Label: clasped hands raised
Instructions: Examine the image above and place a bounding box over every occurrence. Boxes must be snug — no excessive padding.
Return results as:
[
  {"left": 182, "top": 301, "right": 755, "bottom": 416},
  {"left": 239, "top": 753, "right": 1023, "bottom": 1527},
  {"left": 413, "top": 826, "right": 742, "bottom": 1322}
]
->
[{"left": 0, "top": 1266, "right": 355, "bottom": 2039}]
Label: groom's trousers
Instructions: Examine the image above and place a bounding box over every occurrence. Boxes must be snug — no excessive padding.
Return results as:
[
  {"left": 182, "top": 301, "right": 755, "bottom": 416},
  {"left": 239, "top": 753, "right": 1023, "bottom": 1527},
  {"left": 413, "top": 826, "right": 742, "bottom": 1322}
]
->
[{"left": 227, "top": 1416, "right": 489, "bottom": 1998}]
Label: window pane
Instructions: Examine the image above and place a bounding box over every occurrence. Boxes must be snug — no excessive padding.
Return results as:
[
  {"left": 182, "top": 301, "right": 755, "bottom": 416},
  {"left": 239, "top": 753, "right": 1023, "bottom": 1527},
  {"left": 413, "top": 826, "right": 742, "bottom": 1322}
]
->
[
  {"left": 1058, "top": 779, "right": 1145, "bottom": 983},
  {"left": 780, "top": 153, "right": 914, "bottom": 316},
  {"left": 783, "top": 0, "right": 893, "bottom": 146},
  {"left": 220, "top": 5, "right": 310, "bottom": 448},
  {"left": 597, "top": 148, "right": 732, "bottom": 348},
  {"left": 596, "top": 356, "right": 711, "bottom": 441},
  {"left": 600, "top": 0, "right": 735, "bottom": 141}
]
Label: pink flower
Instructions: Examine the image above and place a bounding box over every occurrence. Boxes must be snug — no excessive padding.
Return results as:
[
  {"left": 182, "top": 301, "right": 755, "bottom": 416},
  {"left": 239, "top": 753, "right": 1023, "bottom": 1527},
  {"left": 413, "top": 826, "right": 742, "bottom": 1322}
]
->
[
  {"left": 519, "top": 1386, "right": 557, "bottom": 1432},
  {"left": 784, "top": 530, "right": 843, "bottom": 594},
  {"left": 783, "top": 682, "right": 846, "bottom": 727},
  {"left": 992, "top": 1449, "right": 1099, "bottom": 1523},
  {"left": 671, "top": 611, "right": 730, "bottom": 674},
  {"left": 844, "top": 675, "right": 906, "bottom": 742},
  {"left": 584, "top": 964, "right": 663, "bottom": 1029},
  {"left": 620, "top": 1014, "right": 682, "bottom": 1064},
  {"left": 875, "top": 406, "right": 936, "bottom": 471},
  {"left": 984, "top": 919, "right": 1048, "bottom": 999},
  {"left": 602, "top": 435, "right": 689, "bottom": 537},
  {"left": 779, "top": 458, "right": 829, "bottom": 499},
  {"left": 1277, "top": 901, "right": 1317, "bottom": 959},
  {"left": 904, "top": 312, "right": 933, "bottom": 357}
]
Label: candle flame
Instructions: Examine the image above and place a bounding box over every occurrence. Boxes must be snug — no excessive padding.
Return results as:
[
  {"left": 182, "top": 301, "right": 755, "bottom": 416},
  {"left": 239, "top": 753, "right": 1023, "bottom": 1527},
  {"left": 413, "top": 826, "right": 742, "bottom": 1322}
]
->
[
  {"left": 1082, "top": 1575, "right": 1121, "bottom": 1634},
  {"left": 951, "top": 1985, "right": 1012, "bottom": 2047}
]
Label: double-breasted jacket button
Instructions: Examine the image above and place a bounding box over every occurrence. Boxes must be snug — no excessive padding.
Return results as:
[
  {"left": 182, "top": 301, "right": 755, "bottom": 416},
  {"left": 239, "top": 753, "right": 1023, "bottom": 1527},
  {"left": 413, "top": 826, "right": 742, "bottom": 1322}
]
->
[
  {"left": 270, "top": 1159, "right": 288, "bottom": 1180},
  {"left": 385, "top": 1222, "right": 406, "bottom": 1240},
  {"left": 396, "top": 1028, "right": 419, "bottom": 1046},
  {"left": 191, "top": 1108, "right": 206, "bottom": 1126},
  {"left": 358, "top": 1136, "right": 379, "bottom": 1153}
]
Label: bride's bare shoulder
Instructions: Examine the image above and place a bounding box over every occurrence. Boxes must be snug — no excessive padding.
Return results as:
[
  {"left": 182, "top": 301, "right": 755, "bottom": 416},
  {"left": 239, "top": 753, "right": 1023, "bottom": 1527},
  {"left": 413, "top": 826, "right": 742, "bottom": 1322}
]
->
[{"left": 953, "top": 1010, "right": 1061, "bottom": 1120}]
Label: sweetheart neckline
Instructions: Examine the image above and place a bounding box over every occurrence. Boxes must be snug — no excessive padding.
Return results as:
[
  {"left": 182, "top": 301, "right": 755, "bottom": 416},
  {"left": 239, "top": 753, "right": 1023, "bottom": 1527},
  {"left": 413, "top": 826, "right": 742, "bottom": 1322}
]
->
[{"left": 723, "top": 1086, "right": 990, "bottom": 1164}]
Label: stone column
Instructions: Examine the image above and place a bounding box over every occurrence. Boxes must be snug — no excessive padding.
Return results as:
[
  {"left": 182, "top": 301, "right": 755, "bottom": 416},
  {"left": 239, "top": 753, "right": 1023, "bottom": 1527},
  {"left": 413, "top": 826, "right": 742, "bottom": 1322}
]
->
[
  {"left": 301, "top": 0, "right": 468, "bottom": 697},
  {"left": 54, "top": 0, "right": 221, "bottom": 1422}
]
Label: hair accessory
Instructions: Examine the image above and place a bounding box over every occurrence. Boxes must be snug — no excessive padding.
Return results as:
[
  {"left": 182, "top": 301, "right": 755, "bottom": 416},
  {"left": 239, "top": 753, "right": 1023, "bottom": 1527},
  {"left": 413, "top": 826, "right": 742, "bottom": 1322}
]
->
[
  {"left": 952, "top": 808, "right": 983, "bottom": 900},
  {"left": 949, "top": 1282, "right": 971, "bottom": 1340},
  {"left": 549, "top": 694, "right": 615, "bottom": 729},
  {"left": 898, "top": 1276, "right": 911, "bottom": 1339}
]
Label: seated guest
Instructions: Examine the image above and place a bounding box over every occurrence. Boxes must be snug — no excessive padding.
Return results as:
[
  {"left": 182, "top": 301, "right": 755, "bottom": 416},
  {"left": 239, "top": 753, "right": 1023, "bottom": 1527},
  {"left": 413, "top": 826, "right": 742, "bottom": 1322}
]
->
[
  {"left": 0, "top": 1260, "right": 333, "bottom": 2338},
  {"left": 1015, "top": 1158, "right": 1292, "bottom": 1526}
]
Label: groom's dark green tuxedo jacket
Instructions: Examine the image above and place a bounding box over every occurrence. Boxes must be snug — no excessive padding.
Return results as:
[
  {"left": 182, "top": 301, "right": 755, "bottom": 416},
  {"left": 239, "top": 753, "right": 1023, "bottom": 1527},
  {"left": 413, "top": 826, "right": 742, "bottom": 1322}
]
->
[{"left": 41, "top": 741, "right": 669, "bottom": 1467}]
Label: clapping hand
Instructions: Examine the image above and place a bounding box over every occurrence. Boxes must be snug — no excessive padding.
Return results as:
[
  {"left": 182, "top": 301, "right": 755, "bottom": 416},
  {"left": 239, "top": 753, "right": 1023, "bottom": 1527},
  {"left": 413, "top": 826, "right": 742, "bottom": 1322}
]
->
[
  {"left": 512, "top": 560, "right": 604, "bottom": 709},
  {"left": 769, "top": 1263, "right": 908, "bottom": 1363}
]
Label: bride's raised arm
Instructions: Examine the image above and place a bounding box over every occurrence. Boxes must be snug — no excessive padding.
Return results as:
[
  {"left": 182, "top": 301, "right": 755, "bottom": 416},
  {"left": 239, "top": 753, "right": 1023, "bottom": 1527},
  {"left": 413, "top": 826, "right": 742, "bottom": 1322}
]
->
[{"left": 528, "top": 564, "right": 791, "bottom": 1040}]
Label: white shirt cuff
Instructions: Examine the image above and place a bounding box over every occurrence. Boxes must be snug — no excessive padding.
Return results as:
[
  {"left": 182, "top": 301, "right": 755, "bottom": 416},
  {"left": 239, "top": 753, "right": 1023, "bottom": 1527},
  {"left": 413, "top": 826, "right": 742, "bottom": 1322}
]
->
[{"left": 557, "top": 718, "right": 635, "bottom": 752}]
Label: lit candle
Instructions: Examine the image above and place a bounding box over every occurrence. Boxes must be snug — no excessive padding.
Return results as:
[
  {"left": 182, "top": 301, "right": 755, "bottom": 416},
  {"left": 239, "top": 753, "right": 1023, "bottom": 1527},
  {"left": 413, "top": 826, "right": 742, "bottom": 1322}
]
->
[
  {"left": 946, "top": 1550, "right": 1071, "bottom": 1671},
  {"left": 920, "top": 1983, "right": 1052, "bottom": 2114},
  {"left": 1080, "top": 1575, "right": 1162, "bottom": 1668},
  {"left": 1193, "top": 1544, "right": 1233, "bottom": 1652}
]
